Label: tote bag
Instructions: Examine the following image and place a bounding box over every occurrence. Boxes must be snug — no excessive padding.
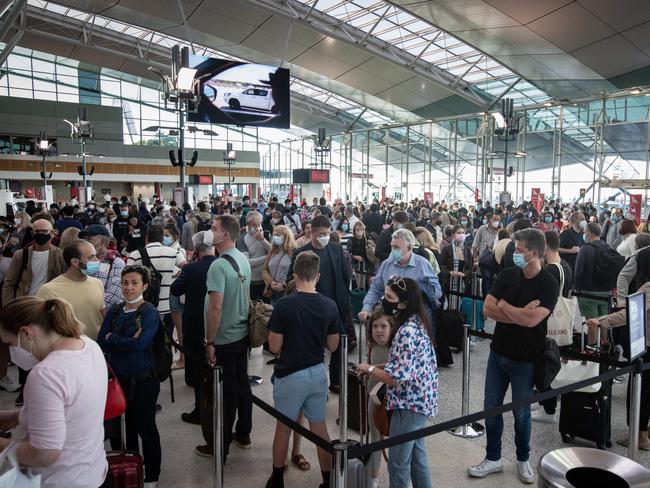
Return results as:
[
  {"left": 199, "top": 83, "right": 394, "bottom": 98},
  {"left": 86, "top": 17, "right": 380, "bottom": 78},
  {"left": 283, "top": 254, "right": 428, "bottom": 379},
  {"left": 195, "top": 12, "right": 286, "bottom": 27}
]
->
[
  {"left": 551, "top": 358, "right": 601, "bottom": 394},
  {"left": 546, "top": 263, "right": 578, "bottom": 347},
  {"left": 0, "top": 443, "right": 41, "bottom": 488}
]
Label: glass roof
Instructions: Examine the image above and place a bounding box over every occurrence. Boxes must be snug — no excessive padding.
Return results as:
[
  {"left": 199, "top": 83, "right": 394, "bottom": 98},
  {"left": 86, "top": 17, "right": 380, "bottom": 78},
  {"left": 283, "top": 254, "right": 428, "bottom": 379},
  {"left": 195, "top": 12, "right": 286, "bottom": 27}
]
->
[
  {"left": 297, "top": 0, "right": 552, "bottom": 106},
  {"left": 27, "top": 0, "right": 400, "bottom": 129}
]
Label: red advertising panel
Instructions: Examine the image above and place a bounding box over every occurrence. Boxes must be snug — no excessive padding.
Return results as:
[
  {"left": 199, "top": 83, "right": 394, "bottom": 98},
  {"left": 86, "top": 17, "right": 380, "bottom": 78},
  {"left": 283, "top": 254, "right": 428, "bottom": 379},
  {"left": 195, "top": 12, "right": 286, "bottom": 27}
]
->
[
  {"left": 310, "top": 169, "right": 330, "bottom": 183},
  {"left": 198, "top": 175, "right": 213, "bottom": 185},
  {"left": 424, "top": 192, "right": 433, "bottom": 205},
  {"left": 538, "top": 193, "right": 545, "bottom": 213},
  {"left": 630, "top": 194, "right": 642, "bottom": 226}
]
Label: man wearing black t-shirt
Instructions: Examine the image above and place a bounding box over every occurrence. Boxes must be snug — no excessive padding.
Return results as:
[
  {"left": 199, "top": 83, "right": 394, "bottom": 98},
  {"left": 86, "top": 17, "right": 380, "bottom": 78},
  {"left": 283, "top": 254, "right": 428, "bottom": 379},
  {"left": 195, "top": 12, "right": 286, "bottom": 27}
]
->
[
  {"left": 266, "top": 251, "right": 340, "bottom": 488},
  {"left": 468, "top": 229, "right": 559, "bottom": 485},
  {"left": 559, "top": 211, "right": 586, "bottom": 271}
]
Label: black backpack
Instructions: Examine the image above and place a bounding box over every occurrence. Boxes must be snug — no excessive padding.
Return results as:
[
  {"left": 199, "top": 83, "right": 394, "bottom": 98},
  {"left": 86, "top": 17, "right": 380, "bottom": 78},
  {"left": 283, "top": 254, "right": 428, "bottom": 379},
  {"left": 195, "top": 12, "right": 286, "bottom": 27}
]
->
[
  {"left": 110, "top": 302, "right": 173, "bottom": 382},
  {"left": 195, "top": 215, "right": 212, "bottom": 231},
  {"left": 587, "top": 242, "right": 625, "bottom": 289},
  {"left": 139, "top": 247, "right": 162, "bottom": 307}
]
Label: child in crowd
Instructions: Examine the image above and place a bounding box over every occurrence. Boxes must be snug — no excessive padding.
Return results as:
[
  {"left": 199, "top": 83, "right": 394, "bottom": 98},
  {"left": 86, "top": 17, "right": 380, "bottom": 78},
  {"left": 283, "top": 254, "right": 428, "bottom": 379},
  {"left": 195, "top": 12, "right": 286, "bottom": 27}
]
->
[{"left": 366, "top": 306, "right": 395, "bottom": 488}]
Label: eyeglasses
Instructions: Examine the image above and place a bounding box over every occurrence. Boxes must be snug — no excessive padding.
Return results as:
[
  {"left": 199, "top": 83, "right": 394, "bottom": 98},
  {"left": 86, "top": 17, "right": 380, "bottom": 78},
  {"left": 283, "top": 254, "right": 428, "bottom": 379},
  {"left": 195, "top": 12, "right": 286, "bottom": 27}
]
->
[{"left": 388, "top": 275, "right": 407, "bottom": 293}]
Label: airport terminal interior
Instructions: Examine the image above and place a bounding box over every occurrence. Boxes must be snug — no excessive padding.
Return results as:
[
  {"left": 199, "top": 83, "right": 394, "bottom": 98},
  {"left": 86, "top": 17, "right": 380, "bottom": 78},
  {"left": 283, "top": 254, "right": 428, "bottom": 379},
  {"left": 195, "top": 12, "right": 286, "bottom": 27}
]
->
[{"left": 0, "top": 0, "right": 649, "bottom": 487}]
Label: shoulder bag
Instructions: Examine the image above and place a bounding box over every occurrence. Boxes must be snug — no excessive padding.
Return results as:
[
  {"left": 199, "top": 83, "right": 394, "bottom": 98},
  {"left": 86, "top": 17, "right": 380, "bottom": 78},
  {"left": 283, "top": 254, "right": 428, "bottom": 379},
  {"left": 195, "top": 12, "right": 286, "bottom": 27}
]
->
[{"left": 546, "top": 263, "right": 579, "bottom": 347}]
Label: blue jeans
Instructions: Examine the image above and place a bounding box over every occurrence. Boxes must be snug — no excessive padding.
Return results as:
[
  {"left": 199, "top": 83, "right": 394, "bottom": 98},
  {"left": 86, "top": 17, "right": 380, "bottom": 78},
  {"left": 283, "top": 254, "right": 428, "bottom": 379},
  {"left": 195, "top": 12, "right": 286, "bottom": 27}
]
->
[
  {"left": 484, "top": 351, "right": 535, "bottom": 462},
  {"left": 388, "top": 409, "right": 432, "bottom": 488}
]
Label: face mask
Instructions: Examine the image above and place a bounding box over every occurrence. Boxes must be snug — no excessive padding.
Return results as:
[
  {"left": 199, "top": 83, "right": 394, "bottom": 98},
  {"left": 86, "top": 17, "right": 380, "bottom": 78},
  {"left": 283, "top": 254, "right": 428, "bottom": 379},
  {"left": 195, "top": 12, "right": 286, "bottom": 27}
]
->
[
  {"left": 272, "top": 235, "right": 284, "bottom": 246},
  {"left": 271, "top": 219, "right": 279, "bottom": 225},
  {"left": 611, "top": 215, "right": 620, "bottom": 223},
  {"left": 512, "top": 252, "right": 529, "bottom": 269},
  {"left": 455, "top": 234, "right": 466, "bottom": 243},
  {"left": 381, "top": 296, "right": 400, "bottom": 316},
  {"left": 125, "top": 294, "right": 144, "bottom": 304},
  {"left": 579, "top": 220, "right": 588, "bottom": 230},
  {"left": 491, "top": 221, "right": 499, "bottom": 229},
  {"left": 163, "top": 236, "right": 174, "bottom": 246},
  {"left": 33, "top": 233, "right": 51, "bottom": 246},
  {"left": 394, "top": 223, "right": 403, "bottom": 230},
  {"left": 390, "top": 249, "right": 402, "bottom": 262},
  {"left": 120, "top": 211, "right": 129, "bottom": 218},
  {"left": 544, "top": 216, "right": 553, "bottom": 223},
  {"left": 80, "top": 260, "right": 100, "bottom": 277},
  {"left": 341, "top": 224, "right": 349, "bottom": 232},
  {"left": 317, "top": 235, "right": 330, "bottom": 248},
  {"left": 482, "top": 218, "right": 487, "bottom": 225},
  {"left": 436, "top": 221, "right": 443, "bottom": 226},
  {"left": 10, "top": 333, "right": 39, "bottom": 371},
  {"left": 14, "top": 218, "right": 21, "bottom": 226},
  {"left": 460, "top": 219, "right": 468, "bottom": 226},
  {"left": 98, "top": 208, "right": 106, "bottom": 214}
]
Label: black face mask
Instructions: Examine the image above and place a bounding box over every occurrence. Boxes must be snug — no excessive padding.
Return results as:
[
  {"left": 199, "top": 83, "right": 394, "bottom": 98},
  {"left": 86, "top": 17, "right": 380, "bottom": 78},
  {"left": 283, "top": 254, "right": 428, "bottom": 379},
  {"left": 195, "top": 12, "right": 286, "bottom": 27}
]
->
[
  {"left": 381, "top": 296, "right": 400, "bottom": 316},
  {"left": 34, "top": 233, "right": 51, "bottom": 246}
]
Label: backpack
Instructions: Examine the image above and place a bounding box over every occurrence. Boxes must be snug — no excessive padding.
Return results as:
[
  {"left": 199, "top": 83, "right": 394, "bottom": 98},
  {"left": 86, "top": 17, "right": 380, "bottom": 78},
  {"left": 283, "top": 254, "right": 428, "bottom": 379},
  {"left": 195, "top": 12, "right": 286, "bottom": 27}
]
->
[
  {"left": 110, "top": 302, "right": 173, "bottom": 382},
  {"left": 479, "top": 247, "right": 499, "bottom": 274},
  {"left": 586, "top": 242, "right": 625, "bottom": 289},
  {"left": 138, "top": 247, "right": 162, "bottom": 307},
  {"left": 195, "top": 215, "right": 212, "bottom": 232},
  {"left": 220, "top": 254, "right": 273, "bottom": 348}
]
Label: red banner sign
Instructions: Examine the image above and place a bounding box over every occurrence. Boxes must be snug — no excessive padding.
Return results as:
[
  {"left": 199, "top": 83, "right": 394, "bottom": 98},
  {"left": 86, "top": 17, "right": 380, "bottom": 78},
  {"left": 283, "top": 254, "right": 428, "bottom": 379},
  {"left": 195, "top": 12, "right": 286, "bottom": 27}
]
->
[
  {"left": 630, "top": 194, "right": 642, "bottom": 226},
  {"left": 424, "top": 192, "right": 433, "bottom": 205}
]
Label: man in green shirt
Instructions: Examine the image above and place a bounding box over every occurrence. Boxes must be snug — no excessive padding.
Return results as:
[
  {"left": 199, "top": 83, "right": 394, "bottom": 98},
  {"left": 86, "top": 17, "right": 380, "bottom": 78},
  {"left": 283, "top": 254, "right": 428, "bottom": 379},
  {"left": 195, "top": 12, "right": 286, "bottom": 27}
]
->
[{"left": 198, "top": 214, "right": 253, "bottom": 459}]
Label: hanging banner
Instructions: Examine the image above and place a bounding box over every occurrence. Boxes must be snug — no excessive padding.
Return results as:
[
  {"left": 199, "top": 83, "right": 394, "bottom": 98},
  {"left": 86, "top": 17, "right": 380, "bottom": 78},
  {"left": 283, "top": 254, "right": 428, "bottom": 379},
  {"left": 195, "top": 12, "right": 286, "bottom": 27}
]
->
[
  {"left": 380, "top": 186, "right": 386, "bottom": 204},
  {"left": 424, "top": 192, "right": 434, "bottom": 206},
  {"left": 324, "top": 185, "right": 331, "bottom": 202},
  {"left": 538, "top": 193, "right": 545, "bottom": 213},
  {"left": 630, "top": 194, "right": 642, "bottom": 226},
  {"left": 474, "top": 188, "right": 479, "bottom": 202},
  {"left": 288, "top": 184, "right": 294, "bottom": 202},
  {"left": 531, "top": 188, "right": 540, "bottom": 206}
]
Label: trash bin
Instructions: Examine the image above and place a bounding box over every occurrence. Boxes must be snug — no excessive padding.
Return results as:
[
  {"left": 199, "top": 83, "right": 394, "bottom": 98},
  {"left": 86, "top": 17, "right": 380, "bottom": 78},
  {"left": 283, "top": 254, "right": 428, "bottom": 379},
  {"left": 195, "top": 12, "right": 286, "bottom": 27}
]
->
[
  {"left": 538, "top": 447, "right": 650, "bottom": 488},
  {"left": 350, "top": 288, "right": 367, "bottom": 318}
]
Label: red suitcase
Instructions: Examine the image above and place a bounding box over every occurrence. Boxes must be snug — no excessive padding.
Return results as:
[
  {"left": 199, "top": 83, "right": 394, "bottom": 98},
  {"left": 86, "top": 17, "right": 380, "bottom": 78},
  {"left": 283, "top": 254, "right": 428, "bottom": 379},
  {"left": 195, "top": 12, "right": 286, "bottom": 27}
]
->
[{"left": 106, "top": 414, "right": 144, "bottom": 488}]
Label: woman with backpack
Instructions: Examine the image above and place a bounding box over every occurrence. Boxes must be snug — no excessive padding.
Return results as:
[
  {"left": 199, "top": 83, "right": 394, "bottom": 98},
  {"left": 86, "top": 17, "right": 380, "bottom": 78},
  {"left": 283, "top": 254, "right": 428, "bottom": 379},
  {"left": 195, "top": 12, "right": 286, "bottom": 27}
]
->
[{"left": 97, "top": 265, "right": 162, "bottom": 486}]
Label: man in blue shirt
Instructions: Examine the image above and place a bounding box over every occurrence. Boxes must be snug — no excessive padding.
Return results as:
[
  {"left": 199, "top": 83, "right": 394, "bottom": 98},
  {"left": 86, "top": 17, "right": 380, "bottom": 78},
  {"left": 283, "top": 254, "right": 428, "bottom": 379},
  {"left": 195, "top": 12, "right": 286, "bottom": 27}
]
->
[
  {"left": 359, "top": 228, "right": 441, "bottom": 330},
  {"left": 55, "top": 205, "right": 82, "bottom": 235}
]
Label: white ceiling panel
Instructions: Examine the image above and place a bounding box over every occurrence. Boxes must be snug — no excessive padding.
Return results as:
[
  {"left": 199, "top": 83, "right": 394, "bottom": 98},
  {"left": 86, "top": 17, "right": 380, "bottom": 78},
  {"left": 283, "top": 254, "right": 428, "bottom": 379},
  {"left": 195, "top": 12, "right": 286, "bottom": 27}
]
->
[
  {"left": 391, "top": 0, "right": 481, "bottom": 32},
  {"left": 572, "top": 35, "right": 650, "bottom": 78},
  {"left": 622, "top": 22, "right": 650, "bottom": 58},
  {"left": 309, "top": 38, "right": 373, "bottom": 67},
  {"left": 357, "top": 57, "right": 415, "bottom": 85},
  {"left": 117, "top": 0, "right": 204, "bottom": 26},
  {"left": 483, "top": 0, "right": 573, "bottom": 25},
  {"left": 241, "top": 28, "right": 314, "bottom": 62},
  {"left": 256, "top": 15, "right": 324, "bottom": 48},
  {"left": 398, "top": 77, "right": 454, "bottom": 102},
  {"left": 185, "top": 7, "right": 263, "bottom": 45},
  {"left": 529, "top": 54, "right": 604, "bottom": 80},
  {"left": 527, "top": 3, "right": 616, "bottom": 53},
  {"left": 453, "top": 29, "right": 525, "bottom": 57},
  {"left": 18, "top": 31, "right": 75, "bottom": 59},
  {"left": 291, "top": 51, "right": 356, "bottom": 80},
  {"left": 335, "top": 66, "right": 399, "bottom": 95},
  {"left": 198, "top": 0, "right": 272, "bottom": 28},
  {"left": 579, "top": 0, "right": 650, "bottom": 32},
  {"left": 375, "top": 84, "right": 432, "bottom": 110},
  {"left": 69, "top": 44, "right": 124, "bottom": 70},
  {"left": 487, "top": 26, "right": 565, "bottom": 55},
  {"left": 432, "top": 0, "right": 520, "bottom": 29}
]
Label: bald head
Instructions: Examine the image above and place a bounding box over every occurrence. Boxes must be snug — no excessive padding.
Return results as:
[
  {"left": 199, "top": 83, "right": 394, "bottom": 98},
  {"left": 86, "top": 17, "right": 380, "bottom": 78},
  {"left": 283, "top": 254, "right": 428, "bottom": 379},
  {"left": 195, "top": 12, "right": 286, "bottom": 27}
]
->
[{"left": 32, "top": 218, "right": 52, "bottom": 232}]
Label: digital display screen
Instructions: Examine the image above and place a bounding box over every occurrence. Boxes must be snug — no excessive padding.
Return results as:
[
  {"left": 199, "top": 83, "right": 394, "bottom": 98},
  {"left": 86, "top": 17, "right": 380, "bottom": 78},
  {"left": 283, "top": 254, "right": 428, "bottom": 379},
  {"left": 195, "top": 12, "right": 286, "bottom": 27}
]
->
[
  {"left": 310, "top": 169, "right": 330, "bottom": 183},
  {"left": 627, "top": 292, "right": 647, "bottom": 362},
  {"left": 198, "top": 175, "right": 213, "bottom": 185},
  {"left": 188, "top": 56, "right": 290, "bottom": 128}
]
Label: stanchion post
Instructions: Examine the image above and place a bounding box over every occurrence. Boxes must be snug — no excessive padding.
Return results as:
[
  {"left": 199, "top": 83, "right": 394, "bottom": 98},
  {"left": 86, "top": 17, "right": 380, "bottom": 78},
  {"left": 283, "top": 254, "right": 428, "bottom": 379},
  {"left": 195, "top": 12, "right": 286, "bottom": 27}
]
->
[
  {"left": 449, "top": 323, "right": 485, "bottom": 438},
  {"left": 340, "top": 334, "right": 348, "bottom": 443},
  {"left": 212, "top": 365, "right": 224, "bottom": 488},
  {"left": 628, "top": 357, "right": 644, "bottom": 461},
  {"left": 333, "top": 442, "right": 349, "bottom": 488}
]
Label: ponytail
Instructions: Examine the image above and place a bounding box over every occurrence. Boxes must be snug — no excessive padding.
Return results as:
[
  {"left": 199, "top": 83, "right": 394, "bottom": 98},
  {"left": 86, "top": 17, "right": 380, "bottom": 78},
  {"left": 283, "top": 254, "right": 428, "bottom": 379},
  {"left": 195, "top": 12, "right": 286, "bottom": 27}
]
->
[{"left": 0, "top": 296, "right": 82, "bottom": 338}]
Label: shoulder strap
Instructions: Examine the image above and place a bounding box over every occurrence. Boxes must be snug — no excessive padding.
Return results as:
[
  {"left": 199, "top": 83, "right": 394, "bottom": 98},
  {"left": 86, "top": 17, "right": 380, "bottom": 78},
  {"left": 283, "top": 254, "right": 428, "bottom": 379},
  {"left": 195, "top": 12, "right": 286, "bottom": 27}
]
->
[
  {"left": 139, "top": 246, "right": 157, "bottom": 272},
  {"left": 14, "top": 247, "right": 30, "bottom": 293},
  {"left": 553, "top": 262, "right": 564, "bottom": 296},
  {"left": 220, "top": 253, "right": 245, "bottom": 282}
]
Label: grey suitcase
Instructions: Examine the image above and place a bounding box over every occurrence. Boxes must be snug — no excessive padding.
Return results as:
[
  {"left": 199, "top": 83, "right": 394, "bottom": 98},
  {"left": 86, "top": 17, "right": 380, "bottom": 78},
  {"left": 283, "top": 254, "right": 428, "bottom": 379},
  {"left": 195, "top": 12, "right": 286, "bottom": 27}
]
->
[{"left": 347, "top": 321, "right": 369, "bottom": 487}]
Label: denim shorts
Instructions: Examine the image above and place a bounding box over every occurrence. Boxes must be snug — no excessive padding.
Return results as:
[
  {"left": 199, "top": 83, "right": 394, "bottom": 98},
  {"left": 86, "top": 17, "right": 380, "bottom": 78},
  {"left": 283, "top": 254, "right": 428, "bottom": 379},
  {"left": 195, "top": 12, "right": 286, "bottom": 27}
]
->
[
  {"left": 272, "top": 363, "right": 328, "bottom": 422},
  {"left": 169, "top": 294, "right": 184, "bottom": 312}
]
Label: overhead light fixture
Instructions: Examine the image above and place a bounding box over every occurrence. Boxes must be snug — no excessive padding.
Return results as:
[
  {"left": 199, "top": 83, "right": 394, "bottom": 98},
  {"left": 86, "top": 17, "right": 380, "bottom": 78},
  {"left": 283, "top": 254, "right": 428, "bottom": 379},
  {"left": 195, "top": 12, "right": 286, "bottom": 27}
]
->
[
  {"left": 491, "top": 112, "right": 506, "bottom": 130},
  {"left": 224, "top": 142, "right": 236, "bottom": 163},
  {"left": 143, "top": 125, "right": 160, "bottom": 132},
  {"left": 38, "top": 139, "right": 49, "bottom": 151},
  {"left": 515, "top": 150, "right": 527, "bottom": 158},
  {"left": 487, "top": 151, "right": 497, "bottom": 157},
  {"left": 202, "top": 129, "right": 219, "bottom": 136},
  {"left": 543, "top": 101, "right": 553, "bottom": 107},
  {"left": 176, "top": 67, "right": 197, "bottom": 92},
  {"left": 630, "top": 88, "right": 642, "bottom": 95}
]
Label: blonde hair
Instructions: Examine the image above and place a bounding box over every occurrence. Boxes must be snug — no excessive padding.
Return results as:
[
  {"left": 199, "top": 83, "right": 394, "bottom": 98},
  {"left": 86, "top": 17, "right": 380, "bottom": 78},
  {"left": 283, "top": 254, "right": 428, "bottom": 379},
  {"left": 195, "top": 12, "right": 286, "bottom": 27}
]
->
[
  {"left": 59, "top": 227, "right": 81, "bottom": 250},
  {"left": 15, "top": 211, "right": 31, "bottom": 228},
  {"left": 270, "top": 224, "right": 296, "bottom": 255},
  {"left": 0, "top": 296, "right": 82, "bottom": 338},
  {"left": 352, "top": 221, "right": 366, "bottom": 236},
  {"left": 414, "top": 226, "right": 438, "bottom": 252}
]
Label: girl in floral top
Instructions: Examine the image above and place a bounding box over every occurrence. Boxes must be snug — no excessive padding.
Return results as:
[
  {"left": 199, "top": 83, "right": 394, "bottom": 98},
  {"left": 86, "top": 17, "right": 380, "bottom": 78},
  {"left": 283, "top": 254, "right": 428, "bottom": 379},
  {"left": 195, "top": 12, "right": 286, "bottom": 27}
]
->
[{"left": 358, "top": 276, "right": 438, "bottom": 488}]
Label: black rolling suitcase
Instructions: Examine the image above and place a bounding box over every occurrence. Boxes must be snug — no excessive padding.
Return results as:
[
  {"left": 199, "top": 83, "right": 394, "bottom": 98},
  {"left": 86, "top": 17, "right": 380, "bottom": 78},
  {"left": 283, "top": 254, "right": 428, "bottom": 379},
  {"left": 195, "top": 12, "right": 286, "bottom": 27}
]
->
[
  {"left": 559, "top": 380, "right": 612, "bottom": 449},
  {"left": 347, "top": 319, "right": 367, "bottom": 432}
]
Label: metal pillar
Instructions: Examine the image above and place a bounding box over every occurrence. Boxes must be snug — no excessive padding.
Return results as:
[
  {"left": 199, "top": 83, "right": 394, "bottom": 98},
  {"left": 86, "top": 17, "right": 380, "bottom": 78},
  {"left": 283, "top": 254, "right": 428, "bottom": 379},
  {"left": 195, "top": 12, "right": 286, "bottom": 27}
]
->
[
  {"left": 212, "top": 365, "right": 224, "bottom": 488},
  {"left": 557, "top": 107, "right": 564, "bottom": 200},
  {"left": 405, "top": 126, "right": 410, "bottom": 202},
  {"left": 628, "top": 358, "right": 644, "bottom": 461},
  {"left": 179, "top": 105, "right": 186, "bottom": 195},
  {"left": 334, "top": 334, "right": 349, "bottom": 488}
]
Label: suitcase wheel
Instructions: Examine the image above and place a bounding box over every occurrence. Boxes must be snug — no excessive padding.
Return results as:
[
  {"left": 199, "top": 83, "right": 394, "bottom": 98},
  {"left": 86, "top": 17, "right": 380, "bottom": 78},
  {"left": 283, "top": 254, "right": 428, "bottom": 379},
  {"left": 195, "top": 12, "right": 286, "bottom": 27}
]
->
[
  {"left": 597, "top": 443, "right": 605, "bottom": 450},
  {"left": 561, "top": 434, "right": 572, "bottom": 444},
  {"left": 606, "top": 441, "right": 612, "bottom": 448}
]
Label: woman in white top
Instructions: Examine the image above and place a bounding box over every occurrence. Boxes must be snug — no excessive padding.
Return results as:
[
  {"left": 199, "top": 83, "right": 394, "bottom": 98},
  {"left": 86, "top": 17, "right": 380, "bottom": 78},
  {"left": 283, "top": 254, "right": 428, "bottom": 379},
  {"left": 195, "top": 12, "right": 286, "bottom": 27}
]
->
[
  {"left": 163, "top": 223, "right": 187, "bottom": 369},
  {"left": 616, "top": 219, "right": 638, "bottom": 258},
  {"left": 0, "top": 296, "right": 108, "bottom": 488}
]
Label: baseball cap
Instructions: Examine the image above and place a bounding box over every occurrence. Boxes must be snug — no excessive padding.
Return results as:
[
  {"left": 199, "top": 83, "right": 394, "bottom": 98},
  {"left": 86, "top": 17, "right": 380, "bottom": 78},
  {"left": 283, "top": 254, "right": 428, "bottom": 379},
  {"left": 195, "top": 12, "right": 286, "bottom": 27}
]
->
[{"left": 79, "top": 224, "right": 111, "bottom": 238}]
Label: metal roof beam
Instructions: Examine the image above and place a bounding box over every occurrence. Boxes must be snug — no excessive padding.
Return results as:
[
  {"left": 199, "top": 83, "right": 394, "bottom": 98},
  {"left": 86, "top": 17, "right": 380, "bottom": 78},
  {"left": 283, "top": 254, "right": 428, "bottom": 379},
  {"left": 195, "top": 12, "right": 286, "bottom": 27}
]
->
[
  {"left": 239, "top": 0, "right": 490, "bottom": 110},
  {"left": 0, "top": 0, "right": 25, "bottom": 41}
]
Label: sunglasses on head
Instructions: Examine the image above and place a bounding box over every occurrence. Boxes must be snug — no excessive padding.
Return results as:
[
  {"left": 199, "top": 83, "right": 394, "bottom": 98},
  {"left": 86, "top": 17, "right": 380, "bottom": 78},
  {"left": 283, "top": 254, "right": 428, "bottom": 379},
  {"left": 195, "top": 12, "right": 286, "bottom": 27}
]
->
[{"left": 388, "top": 275, "right": 407, "bottom": 293}]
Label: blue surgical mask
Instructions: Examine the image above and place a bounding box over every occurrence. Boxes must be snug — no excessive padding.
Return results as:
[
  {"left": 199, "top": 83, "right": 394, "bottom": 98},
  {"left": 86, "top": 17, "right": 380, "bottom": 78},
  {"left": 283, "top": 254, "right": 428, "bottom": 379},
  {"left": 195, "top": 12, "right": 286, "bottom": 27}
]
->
[
  {"left": 611, "top": 215, "right": 620, "bottom": 223},
  {"left": 163, "top": 236, "right": 174, "bottom": 246},
  {"left": 120, "top": 211, "right": 129, "bottom": 218},
  {"left": 81, "top": 260, "right": 100, "bottom": 277},
  {"left": 482, "top": 218, "right": 488, "bottom": 225},
  {"left": 512, "top": 252, "right": 529, "bottom": 269},
  {"left": 272, "top": 235, "right": 284, "bottom": 246},
  {"left": 390, "top": 249, "right": 402, "bottom": 262},
  {"left": 342, "top": 223, "right": 349, "bottom": 232},
  {"left": 544, "top": 216, "right": 553, "bottom": 223}
]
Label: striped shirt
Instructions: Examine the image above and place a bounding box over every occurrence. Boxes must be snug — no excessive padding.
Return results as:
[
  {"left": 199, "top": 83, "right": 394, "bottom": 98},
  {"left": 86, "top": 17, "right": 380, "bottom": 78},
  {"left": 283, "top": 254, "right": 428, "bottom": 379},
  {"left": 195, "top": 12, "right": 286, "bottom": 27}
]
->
[{"left": 127, "top": 242, "right": 184, "bottom": 315}]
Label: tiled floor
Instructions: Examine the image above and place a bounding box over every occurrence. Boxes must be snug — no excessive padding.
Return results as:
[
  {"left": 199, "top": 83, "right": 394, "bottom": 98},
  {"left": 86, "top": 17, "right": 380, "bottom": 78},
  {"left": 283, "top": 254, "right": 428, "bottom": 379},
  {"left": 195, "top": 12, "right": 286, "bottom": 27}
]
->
[{"left": 0, "top": 322, "right": 648, "bottom": 487}]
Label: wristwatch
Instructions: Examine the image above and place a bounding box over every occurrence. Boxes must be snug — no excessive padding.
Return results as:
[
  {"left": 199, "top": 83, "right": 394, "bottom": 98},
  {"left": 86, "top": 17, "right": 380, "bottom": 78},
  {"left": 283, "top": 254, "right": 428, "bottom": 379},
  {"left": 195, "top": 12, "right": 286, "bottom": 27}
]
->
[
  {"left": 203, "top": 339, "right": 214, "bottom": 347},
  {"left": 367, "top": 365, "right": 376, "bottom": 375}
]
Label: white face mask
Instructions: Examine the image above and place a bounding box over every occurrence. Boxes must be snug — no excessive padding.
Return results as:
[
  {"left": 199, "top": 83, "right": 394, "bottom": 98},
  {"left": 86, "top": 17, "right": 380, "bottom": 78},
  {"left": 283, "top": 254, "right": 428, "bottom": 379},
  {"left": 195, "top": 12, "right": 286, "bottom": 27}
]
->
[
  {"left": 10, "top": 332, "right": 39, "bottom": 371},
  {"left": 317, "top": 235, "right": 330, "bottom": 248},
  {"left": 125, "top": 294, "right": 144, "bottom": 304},
  {"left": 203, "top": 230, "right": 214, "bottom": 247}
]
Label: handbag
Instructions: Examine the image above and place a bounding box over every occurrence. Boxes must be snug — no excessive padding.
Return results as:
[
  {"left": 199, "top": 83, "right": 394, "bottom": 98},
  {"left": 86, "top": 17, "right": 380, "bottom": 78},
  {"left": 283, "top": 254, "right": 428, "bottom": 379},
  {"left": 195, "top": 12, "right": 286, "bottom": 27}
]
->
[
  {"left": 551, "top": 358, "right": 601, "bottom": 393},
  {"left": 0, "top": 443, "right": 41, "bottom": 487},
  {"left": 546, "top": 263, "right": 579, "bottom": 347},
  {"left": 371, "top": 384, "right": 391, "bottom": 437},
  {"left": 263, "top": 252, "right": 285, "bottom": 298},
  {"left": 104, "top": 364, "right": 127, "bottom": 421},
  {"left": 534, "top": 338, "right": 561, "bottom": 392}
]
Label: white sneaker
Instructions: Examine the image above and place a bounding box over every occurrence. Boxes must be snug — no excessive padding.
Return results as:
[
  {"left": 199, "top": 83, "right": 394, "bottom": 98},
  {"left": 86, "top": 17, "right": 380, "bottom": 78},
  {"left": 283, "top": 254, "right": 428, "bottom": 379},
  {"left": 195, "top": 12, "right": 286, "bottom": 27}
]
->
[
  {"left": 468, "top": 458, "right": 503, "bottom": 478},
  {"left": 0, "top": 376, "right": 19, "bottom": 393},
  {"left": 531, "top": 409, "right": 557, "bottom": 424},
  {"left": 144, "top": 483, "right": 157, "bottom": 488},
  {"left": 517, "top": 460, "right": 535, "bottom": 484},
  {"left": 529, "top": 403, "right": 542, "bottom": 412},
  {"left": 370, "top": 479, "right": 380, "bottom": 488}
]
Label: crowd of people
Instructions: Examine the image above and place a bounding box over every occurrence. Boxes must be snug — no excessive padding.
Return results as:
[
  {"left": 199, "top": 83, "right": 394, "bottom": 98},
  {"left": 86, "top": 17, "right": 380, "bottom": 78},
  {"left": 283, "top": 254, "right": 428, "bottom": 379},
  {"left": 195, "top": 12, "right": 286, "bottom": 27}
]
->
[{"left": 0, "top": 192, "right": 647, "bottom": 487}]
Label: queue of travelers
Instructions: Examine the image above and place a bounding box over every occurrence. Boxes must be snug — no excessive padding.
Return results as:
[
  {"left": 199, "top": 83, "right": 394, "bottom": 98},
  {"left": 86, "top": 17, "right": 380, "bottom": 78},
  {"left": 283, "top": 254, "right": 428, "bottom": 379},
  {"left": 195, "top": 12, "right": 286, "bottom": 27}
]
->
[{"left": 0, "top": 191, "right": 646, "bottom": 487}]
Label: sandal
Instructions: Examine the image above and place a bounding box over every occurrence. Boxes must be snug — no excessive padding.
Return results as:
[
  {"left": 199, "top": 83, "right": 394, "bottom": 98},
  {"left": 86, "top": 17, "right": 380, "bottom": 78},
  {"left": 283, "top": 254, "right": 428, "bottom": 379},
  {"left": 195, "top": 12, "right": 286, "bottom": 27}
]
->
[{"left": 291, "top": 453, "right": 311, "bottom": 471}]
